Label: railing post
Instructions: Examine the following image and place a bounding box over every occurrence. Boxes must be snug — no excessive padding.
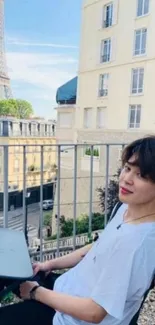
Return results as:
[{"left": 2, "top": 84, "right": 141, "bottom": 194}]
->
[
  {"left": 56, "top": 145, "right": 61, "bottom": 257},
  {"left": 104, "top": 144, "right": 110, "bottom": 226},
  {"left": 73, "top": 145, "right": 77, "bottom": 250},
  {"left": 22, "top": 145, "right": 26, "bottom": 233},
  {"left": 3, "top": 145, "right": 8, "bottom": 227},
  {"left": 39, "top": 145, "right": 44, "bottom": 262},
  {"left": 89, "top": 145, "right": 94, "bottom": 240}
]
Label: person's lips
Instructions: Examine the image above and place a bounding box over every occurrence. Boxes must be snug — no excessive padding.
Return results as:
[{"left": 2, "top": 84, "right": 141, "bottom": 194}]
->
[{"left": 120, "top": 187, "right": 133, "bottom": 195}]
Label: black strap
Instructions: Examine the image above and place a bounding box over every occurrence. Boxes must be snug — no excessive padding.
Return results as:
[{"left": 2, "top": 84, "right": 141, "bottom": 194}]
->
[{"left": 108, "top": 201, "right": 123, "bottom": 222}]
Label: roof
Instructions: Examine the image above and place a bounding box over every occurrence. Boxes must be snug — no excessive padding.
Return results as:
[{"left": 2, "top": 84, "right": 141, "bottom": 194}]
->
[{"left": 56, "top": 76, "right": 77, "bottom": 105}]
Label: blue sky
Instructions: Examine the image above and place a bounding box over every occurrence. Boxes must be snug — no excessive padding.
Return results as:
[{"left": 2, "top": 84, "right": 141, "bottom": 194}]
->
[{"left": 5, "top": 0, "right": 82, "bottom": 119}]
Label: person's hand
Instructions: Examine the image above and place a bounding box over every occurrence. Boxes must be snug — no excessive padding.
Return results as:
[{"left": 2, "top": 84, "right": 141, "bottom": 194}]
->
[
  {"left": 32, "top": 262, "right": 49, "bottom": 275},
  {"left": 20, "top": 281, "right": 39, "bottom": 300}
]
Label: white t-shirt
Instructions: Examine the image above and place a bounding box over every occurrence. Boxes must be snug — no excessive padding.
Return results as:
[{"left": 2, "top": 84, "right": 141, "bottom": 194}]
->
[{"left": 53, "top": 204, "right": 155, "bottom": 325}]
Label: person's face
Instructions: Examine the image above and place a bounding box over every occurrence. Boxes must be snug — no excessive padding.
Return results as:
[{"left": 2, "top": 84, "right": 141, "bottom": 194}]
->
[{"left": 119, "top": 155, "right": 155, "bottom": 206}]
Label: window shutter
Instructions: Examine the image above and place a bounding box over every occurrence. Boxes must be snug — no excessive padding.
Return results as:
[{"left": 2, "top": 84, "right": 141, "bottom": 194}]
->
[
  {"left": 113, "top": 0, "right": 119, "bottom": 25},
  {"left": 110, "top": 37, "right": 117, "bottom": 62},
  {"left": 99, "top": 5, "right": 104, "bottom": 29}
]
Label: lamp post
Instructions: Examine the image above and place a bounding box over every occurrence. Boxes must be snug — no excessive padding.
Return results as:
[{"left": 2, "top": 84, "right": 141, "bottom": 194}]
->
[{"left": 25, "top": 192, "right": 30, "bottom": 246}]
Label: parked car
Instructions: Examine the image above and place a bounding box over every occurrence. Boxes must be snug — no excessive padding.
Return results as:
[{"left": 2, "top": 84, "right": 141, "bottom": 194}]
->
[{"left": 42, "top": 200, "right": 53, "bottom": 210}]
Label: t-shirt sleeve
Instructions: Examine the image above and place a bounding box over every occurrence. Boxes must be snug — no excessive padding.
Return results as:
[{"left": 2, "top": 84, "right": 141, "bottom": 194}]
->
[{"left": 90, "top": 237, "right": 145, "bottom": 320}]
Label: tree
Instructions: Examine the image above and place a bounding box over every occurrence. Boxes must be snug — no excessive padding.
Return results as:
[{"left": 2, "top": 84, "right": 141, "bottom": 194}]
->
[
  {"left": 16, "top": 99, "right": 33, "bottom": 119},
  {"left": 97, "top": 169, "right": 121, "bottom": 219},
  {"left": 43, "top": 214, "right": 52, "bottom": 227},
  {"left": 0, "top": 99, "right": 17, "bottom": 116},
  {"left": 60, "top": 213, "right": 105, "bottom": 238},
  {"left": 0, "top": 99, "right": 33, "bottom": 119},
  {"left": 60, "top": 218, "right": 73, "bottom": 237}
]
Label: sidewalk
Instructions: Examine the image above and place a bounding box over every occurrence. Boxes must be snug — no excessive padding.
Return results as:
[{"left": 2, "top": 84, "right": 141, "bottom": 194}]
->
[{"left": 0, "top": 203, "right": 40, "bottom": 220}]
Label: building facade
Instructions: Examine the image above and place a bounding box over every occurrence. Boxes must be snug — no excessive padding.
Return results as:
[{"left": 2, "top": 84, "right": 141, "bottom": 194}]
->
[
  {"left": 0, "top": 116, "right": 56, "bottom": 193},
  {"left": 53, "top": 0, "right": 154, "bottom": 229},
  {"left": 76, "top": 0, "right": 154, "bottom": 135}
]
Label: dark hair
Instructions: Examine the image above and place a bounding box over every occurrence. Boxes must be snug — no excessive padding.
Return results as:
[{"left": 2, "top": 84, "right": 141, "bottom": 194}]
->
[{"left": 122, "top": 136, "right": 155, "bottom": 182}]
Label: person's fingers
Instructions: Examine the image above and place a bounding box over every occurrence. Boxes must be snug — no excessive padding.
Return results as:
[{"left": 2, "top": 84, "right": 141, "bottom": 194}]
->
[{"left": 33, "top": 265, "right": 40, "bottom": 275}]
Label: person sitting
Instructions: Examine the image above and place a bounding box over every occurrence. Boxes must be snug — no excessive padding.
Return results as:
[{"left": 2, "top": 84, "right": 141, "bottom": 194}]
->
[
  {"left": 93, "top": 232, "right": 99, "bottom": 242},
  {"left": 1, "top": 136, "right": 155, "bottom": 325}
]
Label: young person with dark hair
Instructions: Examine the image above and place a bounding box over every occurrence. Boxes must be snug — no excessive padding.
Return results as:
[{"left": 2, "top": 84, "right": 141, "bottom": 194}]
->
[{"left": 1, "top": 136, "right": 155, "bottom": 325}]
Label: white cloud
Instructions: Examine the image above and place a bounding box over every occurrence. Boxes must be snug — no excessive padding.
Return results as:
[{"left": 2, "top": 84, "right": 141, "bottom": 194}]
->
[
  {"left": 6, "top": 51, "right": 78, "bottom": 118},
  {"left": 7, "top": 51, "right": 77, "bottom": 89},
  {"left": 7, "top": 37, "right": 78, "bottom": 49}
]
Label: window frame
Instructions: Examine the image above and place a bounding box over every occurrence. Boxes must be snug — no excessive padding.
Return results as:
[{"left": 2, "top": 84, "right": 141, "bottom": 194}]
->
[
  {"left": 83, "top": 108, "right": 93, "bottom": 129},
  {"left": 83, "top": 143, "right": 100, "bottom": 159},
  {"left": 100, "top": 38, "right": 111, "bottom": 63},
  {"left": 98, "top": 73, "right": 109, "bottom": 97},
  {"left": 103, "top": 2, "right": 113, "bottom": 28},
  {"left": 128, "top": 104, "right": 141, "bottom": 129},
  {"left": 137, "top": 0, "right": 149, "bottom": 17},
  {"left": 134, "top": 28, "right": 147, "bottom": 56},
  {"left": 96, "top": 107, "right": 106, "bottom": 129},
  {"left": 131, "top": 67, "right": 144, "bottom": 95}
]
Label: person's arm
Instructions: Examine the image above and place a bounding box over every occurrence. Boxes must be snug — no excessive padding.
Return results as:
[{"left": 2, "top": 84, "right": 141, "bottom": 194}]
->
[
  {"left": 44, "top": 243, "right": 92, "bottom": 271},
  {"left": 34, "top": 287, "right": 106, "bottom": 323}
]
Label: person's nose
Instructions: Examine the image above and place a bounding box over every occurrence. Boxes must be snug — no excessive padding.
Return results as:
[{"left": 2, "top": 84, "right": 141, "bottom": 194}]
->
[{"left": 123, "top": 171, "right": 134, "bottom": 185}]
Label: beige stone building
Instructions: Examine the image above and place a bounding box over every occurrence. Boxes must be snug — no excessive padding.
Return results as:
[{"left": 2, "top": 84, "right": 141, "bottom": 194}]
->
[
  {"left": 53, "top": 0, "right": 154, "bottom": 229},
  {"left": 0, "top": 116, "right": 56, "bottom": 193},
  {"left": 76, "top": 0, "right": 153, "bottom": 136}
]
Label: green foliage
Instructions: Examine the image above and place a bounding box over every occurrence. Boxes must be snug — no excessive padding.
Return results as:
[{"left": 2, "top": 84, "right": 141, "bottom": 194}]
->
[
  {"left": 1, "top": 292, "right": 14, "bottom": 305},
  {"left": 43, "top": 214, "right": 52, "bottom": 226},
  {"left": 85, "top": 147, "right": 99, "bottom": 157},
  {"left": 0, "top": 99, "right": 33, "bottom": 119},
  {"left": 97, "top": 169, "right": 120, "bottom": 219},
  {"left": 0, "top": 99, "right": 17, "bottom": 116},
  {"left": 44, "top": 234, "right": 57, "bottom": 241},
  {"left": 60, "top": 213, "right": 104, "bottom": 238},
  {"left": 61, "top": 218, "right": 74, "bottom": 238},
  {"left": 16, "top": 99, "right": 33, "bottom": 119}
]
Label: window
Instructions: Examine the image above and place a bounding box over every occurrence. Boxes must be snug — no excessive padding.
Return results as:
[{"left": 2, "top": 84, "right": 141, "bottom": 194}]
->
[
  {"left": 40, "top": 124, "right": 45, "bottom": 135},
  {"left": 14, "top": 159, "right": 19, "bottom": 173},
  {"left": 131, "top": 68, "right": 144, "bottom": 94},
  {"left": 128, "top": 105, "right": 141, "bottom": 128},
  {"left": 134, "top": 28, "right": 147, "bottom": 56},
  {"left": 99, "top": 74, "right": 109, "bottom": 97},
  {"left": 59, "top": 113, "right": 72, "bottom": 128},
  {"left": 100, "top": 39, "right": 111, "bottom": 63},
  {"left": 137, "top": 0, "right": 149, "bottom": 17},
  {"left": 12, "top": 122, "right": 20, "bottom": 136},
  {"left": 0, "top": 122, "right": 2, "bottom": 136},
  {"left": 103, "top": 3, "right": 113, "bottom": 28},
  {"left": 8, "top": 122, "right": 13, "bottom": 135},
  {"left": 28, "top": 123, "right": 32, "bottom": 135},
  {"left": 31, "top": 123, "right": 37, "bottom": 136},
  {"left": 21, "top": 123, "right": 28, "bottom": 136},
  {"left": 97, "top": 107, "right": 106, "bottom": 128},
  {"left": 84, "top": 108, "right": 92, "bottom": 129},
  {"left": 46, "top": 124, "right": 51, "bottom": 135}
]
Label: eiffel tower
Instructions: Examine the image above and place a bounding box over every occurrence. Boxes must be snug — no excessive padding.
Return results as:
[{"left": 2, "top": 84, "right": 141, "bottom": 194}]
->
[{"left": 0, "top": 0, "right": 12, "bottom": 99}]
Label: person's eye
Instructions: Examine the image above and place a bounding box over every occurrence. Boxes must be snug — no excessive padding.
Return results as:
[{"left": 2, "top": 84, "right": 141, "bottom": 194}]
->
[
  {"left": 137, "top": 172, "right": 141, "bottom": 178},
  {"left": 124, "top": 165, "right": 130, "bottom": 171}
]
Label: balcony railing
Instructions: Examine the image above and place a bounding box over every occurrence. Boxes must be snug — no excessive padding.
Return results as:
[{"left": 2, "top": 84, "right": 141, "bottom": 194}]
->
[{"left": 0, "top": 142, "right": 126, "bottom": 261}]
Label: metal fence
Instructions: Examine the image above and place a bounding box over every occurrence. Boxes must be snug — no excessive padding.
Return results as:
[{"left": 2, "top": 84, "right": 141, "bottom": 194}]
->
[{"left": 0, "top": 143, "right": 126, "bottom": 261}]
